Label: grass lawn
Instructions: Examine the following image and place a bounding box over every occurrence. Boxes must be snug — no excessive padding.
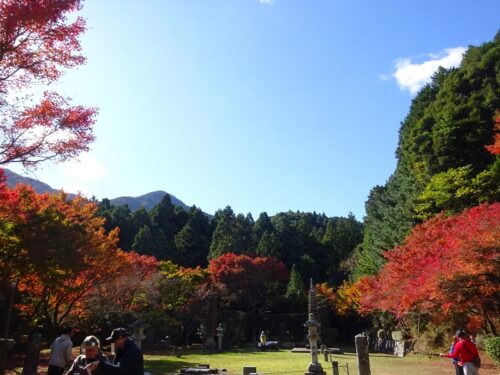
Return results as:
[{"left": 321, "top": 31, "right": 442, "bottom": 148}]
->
[
  {"left": 6, "top": 347, "right": 498, "bottom": 374},
  {"left": 144, "top": 349, "right": 500, "bottom": 375}
]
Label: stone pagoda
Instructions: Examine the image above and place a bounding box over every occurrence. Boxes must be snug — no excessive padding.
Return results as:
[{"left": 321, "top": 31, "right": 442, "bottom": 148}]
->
[{"left": 304, "top": 279, "right": 326, "bottom": 375}]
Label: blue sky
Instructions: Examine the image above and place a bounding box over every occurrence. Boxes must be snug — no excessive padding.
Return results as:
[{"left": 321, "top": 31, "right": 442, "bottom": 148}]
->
[{"left": 11, "top": 0, "right": 500, "bottom": 219}]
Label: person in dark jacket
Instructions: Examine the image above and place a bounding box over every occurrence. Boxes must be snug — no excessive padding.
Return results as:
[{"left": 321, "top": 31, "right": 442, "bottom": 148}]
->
[
  {"left": 68, "top": 335, "right": 109, "bottom": 375},
  {"left": 85, "top": 328, "right": 143, "bottom": 375}
]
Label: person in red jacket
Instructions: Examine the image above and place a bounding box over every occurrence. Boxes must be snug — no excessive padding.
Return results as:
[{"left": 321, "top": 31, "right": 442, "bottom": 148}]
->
[{"left": 440, "top": 330, "right": 479, "bottom": 375}]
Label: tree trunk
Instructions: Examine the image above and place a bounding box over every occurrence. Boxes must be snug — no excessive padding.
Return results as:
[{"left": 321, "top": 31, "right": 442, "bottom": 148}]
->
[{"left": 22, "top": 333, "right": 42, "bottom": 375}]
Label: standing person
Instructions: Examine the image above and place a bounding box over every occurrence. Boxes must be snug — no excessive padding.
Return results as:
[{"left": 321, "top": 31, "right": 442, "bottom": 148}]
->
[
  {"left": 450, "top": 333, "right": 465, "bottom": 375},
  {"left": 48, "top": 326, "right": 74, "bottom": 375},
  {"left": 68, "top": 335, "right": 109, "bottom": 375},
  {"left": 440, "top": 330, "right": 479, "bottom": 375},
  {"left": 85, "top": 328, "right": 143, "bottom": 375}
]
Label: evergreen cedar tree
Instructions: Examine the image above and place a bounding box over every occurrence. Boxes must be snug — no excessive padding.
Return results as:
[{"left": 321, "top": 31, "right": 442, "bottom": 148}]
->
[
  {"left": 0, "top": 0, "right": 96, "bottom": 167},
  {"left": 357, "top": 203, "right": 500, "bottom": 334}
]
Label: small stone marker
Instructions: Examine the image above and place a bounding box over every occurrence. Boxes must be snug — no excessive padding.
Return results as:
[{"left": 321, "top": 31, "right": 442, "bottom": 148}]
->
[
  {"left": 243, "top": 366, "right": 257, "bottom": 375},
  {"left": 179, "top": 364, "right": 219, "bottom": 374}
]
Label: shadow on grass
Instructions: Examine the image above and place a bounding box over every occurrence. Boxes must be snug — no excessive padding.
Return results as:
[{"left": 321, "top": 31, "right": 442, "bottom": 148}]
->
[{"left": 145, "top": 359, "right": 200, "bottom": 374}]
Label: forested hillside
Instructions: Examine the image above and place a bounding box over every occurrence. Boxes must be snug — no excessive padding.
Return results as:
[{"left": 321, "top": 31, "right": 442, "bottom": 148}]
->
[
  {"left": 354, "top": 32, "right": 500, "bottom": 278},
  {"left": 97, "top": 195, "right": 363, "bottom": 286},
  {"left": 352, "top": 32, "right": 500, "bottom": 338}
]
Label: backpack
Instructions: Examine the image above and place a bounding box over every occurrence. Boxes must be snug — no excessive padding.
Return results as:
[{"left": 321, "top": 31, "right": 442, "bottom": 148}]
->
[
  {"left": 463, "top": 340, "right": 481, "bottom": 368},
  {"left": 472, "top": 355, "right": 481, "bottom": 369}
]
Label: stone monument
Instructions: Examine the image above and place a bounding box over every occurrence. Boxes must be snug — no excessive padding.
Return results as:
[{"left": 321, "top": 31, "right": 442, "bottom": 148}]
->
[
  {"left": 129, "top": 320, "right": 146, "bottom": 350},
  {"left": 304, "top": 279, "right": 326, "bottom": 375},
  {"left": 204, "top": 296, "right": 217, "bottom": 350},
  {"left": 259, "top": 331, "right": 266, "bottom": 351},
  {"left": 216, "top": 323, "right": 224, "bottom": 350}
]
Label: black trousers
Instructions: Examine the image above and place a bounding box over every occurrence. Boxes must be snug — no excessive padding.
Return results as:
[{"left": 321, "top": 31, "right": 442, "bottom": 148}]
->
[
  {"left": 48, "top": 365, "right": 64, "bottom": 375},
  {"left": 454, "top": 363, "right": 464, "bottom": 375}
]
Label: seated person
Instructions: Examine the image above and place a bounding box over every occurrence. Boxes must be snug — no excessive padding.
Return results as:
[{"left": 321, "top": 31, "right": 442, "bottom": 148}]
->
[{"left": 68, "top": 335, "right": 108, "bottom": 375}]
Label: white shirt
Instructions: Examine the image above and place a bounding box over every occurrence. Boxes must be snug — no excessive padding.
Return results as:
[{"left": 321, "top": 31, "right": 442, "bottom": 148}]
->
[{"left": 48, "top": 334, "right": 73, "bottom": 368}]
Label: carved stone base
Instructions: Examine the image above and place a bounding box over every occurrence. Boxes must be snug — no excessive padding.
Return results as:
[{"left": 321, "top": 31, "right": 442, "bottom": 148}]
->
[{"left": 305, "top": 363, "right": 326, "bottom": 375}]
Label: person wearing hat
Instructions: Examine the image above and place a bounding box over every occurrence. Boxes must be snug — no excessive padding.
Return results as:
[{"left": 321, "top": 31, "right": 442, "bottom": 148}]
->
[
  {"left": 68, "top": 335, "right": 109, "bottom": 375},
  {"left": 440, "top": 330, "right": 480, "bottom": 375},
  {"left": 84, "top": 328, "right": 143, "bottom": 375}
]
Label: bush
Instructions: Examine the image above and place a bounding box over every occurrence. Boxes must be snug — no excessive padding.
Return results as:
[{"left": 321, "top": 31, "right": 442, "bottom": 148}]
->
[{"left": 484, "top": 337, "right": 500, "bottom": 365}]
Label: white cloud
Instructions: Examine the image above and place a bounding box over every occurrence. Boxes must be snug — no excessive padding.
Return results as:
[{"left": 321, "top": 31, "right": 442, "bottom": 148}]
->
[
  {"left": 259, "top": 0, "right": 275, "bottom": 4},
  {"left": 391, "top": 47, "right": 466, "bottom": 94},
  {"left": 62, "top": 154, "right": 107, "bottom": 182},
  {"left": 60, "top": 183, "right": 92, "bottom": 198}
]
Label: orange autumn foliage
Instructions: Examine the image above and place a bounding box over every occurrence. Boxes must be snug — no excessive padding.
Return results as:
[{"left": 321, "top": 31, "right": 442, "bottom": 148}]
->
[
  {"left": 485, "top": 114, "right": 500, "bottom": 155},
  {"left": 0, "top": 169, "right": 134, "bottom": 331},
  {"left": 334, "top": 280, "right": 361, "bottom": 317}
]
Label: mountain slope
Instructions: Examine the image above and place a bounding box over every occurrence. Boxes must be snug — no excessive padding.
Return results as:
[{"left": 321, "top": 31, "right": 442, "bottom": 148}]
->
[
  {"left": 109, "top": 191, "right": 190, "bottom": 211},
  {"left": 3, "top": 168, "right": 195, "bottom": 213},
  {"left": 4, "top": 168, "right": 58, "bottom": 194}
]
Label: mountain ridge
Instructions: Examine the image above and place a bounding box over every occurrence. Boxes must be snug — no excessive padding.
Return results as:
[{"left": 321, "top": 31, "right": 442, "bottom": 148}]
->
[{"left": 3, "top": 168, "right": 197, "bottom": 213}]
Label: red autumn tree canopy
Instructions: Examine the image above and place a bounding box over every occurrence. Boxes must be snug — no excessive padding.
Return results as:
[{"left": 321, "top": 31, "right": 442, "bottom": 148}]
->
[
  {"left": 0, "top": 0, "right": 96, "bottom": 167},
  {"left": 210, "top": 252, "right": 288, "bottom": 289},
  {"left": 358, "top": 203, "right": 500, "bottom": 334},
  {"left": 83, "top": 251, "right": 160, "bottom": 329},
  {"left": 209, "top": 252, "right": 288, "bottom": 311}
]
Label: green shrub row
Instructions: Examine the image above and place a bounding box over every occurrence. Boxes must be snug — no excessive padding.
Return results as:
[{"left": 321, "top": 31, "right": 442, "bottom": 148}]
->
[{"left": 484, "top": 337, "right": 500, "bottom": 365}]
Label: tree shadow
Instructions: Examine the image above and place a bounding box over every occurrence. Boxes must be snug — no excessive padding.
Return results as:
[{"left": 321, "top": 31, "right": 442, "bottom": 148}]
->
[{"left": 145, "top": 359, "right": 200, "bottom": 374}]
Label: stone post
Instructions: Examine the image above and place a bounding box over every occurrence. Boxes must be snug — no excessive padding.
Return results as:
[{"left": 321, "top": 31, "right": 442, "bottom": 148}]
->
[
  {"left": 331, "top": 361, "right": 339, "bottom": 375},
  {"left": 21, "top": 333, "right": 42, "bottom": 375},
  {"left": 355, "top": 333, "right": 371, "bottom": 375}
]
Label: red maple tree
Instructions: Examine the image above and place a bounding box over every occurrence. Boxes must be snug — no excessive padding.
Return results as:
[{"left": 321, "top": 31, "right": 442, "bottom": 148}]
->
[
  {"left": 0, "top": 0, "right": 96, "bottom": 167},
  {"left": 358, "top": 203, "right": 500, "bottom": 334},
  {"left": 209, "top": 252, "right": 288, "bottom": 312}
]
